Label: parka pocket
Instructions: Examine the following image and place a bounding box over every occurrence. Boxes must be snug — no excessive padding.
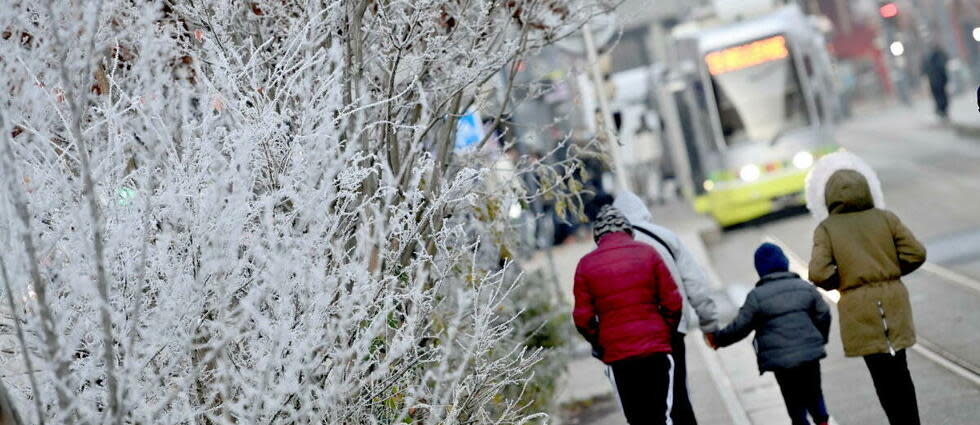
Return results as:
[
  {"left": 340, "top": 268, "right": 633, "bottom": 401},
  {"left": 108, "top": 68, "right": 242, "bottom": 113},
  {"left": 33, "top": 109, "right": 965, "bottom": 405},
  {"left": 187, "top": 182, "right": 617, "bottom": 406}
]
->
[
  {"left": 838, "top": 286, "right": 894, "bottom": 355},
  {"left": 879, "top": 282, "right": 916, "bottom": 349}
]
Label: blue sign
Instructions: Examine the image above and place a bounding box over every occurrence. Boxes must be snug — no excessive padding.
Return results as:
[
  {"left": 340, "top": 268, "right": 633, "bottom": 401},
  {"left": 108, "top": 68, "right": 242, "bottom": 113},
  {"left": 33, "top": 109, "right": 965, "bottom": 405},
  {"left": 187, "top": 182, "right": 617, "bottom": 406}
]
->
[
  {"left": 118, "top": 187, "right": 137, "bottom": 206},
  {"left": 454, "top": 111, "right": 484, "bottom": 152}
]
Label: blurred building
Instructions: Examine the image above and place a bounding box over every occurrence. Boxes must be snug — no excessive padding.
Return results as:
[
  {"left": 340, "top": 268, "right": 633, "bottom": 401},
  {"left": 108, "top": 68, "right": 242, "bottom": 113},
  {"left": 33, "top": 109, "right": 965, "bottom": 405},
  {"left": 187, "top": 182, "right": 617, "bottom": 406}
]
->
[
  {"left": 812, "top": 0, "right": 979, "bottom": 100},
  {"left": 609, "top": 0, "right": 700, "bottom": 73}
]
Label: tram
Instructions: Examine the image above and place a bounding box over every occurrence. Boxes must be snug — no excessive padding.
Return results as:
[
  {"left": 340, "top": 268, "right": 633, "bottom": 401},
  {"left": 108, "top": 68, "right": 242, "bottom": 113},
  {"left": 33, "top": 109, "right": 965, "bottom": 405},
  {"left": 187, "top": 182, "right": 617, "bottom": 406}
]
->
[{"left": 671, "top": 5, "right": 839, "bottom": 226}]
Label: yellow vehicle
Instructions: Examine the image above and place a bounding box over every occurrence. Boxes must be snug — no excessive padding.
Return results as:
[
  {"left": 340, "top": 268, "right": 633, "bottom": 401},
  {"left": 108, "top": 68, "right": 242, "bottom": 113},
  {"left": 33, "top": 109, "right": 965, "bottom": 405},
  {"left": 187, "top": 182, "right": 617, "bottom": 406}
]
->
[{"left": 671, "top": 5, "right": 839, "bottom": 226}]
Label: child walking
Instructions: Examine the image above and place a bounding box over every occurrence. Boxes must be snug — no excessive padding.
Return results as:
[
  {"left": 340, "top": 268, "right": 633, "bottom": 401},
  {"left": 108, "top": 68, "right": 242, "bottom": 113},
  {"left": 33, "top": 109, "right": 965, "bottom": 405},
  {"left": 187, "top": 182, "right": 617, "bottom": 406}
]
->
[{"left": 709, "top": 243, "right": 832, "bottom": 425}]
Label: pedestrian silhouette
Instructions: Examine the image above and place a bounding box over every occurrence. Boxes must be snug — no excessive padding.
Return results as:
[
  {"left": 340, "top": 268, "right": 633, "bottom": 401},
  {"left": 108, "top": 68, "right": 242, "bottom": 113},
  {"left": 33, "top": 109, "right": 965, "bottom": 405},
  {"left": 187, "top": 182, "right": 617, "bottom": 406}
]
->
[
  {"left": 573, "top": 205, "right": 682, "bottom": 425},
  {"left": 806, "top": 152, "right": 926, "bottom": 425},
  {"left": 711, "top": 243, "right": 832, "bottom": 425}
]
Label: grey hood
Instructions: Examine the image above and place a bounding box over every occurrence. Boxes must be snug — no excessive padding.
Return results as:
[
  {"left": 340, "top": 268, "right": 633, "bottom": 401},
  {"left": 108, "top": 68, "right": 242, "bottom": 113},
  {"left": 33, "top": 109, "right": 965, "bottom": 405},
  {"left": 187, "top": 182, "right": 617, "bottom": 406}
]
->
[
  {"left": 612, "top": 190, "right": 721, "bottom": 333},
  {"left": 612, "top": 191, "right": 653, "bottom": 226}
]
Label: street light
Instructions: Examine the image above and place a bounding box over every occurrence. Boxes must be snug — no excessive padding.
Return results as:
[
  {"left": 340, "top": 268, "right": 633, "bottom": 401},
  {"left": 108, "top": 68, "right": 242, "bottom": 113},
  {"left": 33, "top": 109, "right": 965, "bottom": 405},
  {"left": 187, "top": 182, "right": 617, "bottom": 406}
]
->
[{"left": 889, "top": 41, "right": 905, "bottom": 57}]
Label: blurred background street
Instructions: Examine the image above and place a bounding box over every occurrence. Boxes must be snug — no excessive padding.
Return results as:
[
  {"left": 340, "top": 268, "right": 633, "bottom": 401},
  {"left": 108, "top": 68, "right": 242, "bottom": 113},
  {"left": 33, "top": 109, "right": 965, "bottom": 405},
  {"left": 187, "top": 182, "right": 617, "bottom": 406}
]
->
[
  {"left": 543, "top": 96, "right": 980, "bottom": 425},
  {"left": 504, "top": 0, "right": 980, "bottom": 423}
]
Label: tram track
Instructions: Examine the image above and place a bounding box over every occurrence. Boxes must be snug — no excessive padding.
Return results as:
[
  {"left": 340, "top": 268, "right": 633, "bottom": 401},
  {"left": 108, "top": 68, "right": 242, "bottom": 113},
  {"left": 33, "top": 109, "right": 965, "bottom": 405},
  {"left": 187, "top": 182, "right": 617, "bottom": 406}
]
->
[{"left": 762, "top": 235, "right": 980, "bottom": 388}]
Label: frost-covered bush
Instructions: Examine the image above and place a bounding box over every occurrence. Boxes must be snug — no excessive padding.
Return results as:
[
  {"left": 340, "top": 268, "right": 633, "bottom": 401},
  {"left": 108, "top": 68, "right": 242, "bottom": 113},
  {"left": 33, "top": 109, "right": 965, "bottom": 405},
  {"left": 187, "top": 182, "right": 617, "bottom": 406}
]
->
[
  {"left": 496, "top": 269, "right": 575, "bottom": 419},
  {"left": 0, "top": 0, "right": 612, "bottom": 423}
]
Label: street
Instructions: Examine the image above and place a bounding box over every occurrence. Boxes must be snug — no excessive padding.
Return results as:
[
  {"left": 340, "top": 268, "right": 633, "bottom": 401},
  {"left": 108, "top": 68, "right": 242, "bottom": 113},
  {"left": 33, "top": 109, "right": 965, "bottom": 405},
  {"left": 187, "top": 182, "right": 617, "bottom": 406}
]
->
[
  {"left": 707, "top": 100, "right": 980, "bottom": 424},
  {"left": 561, "top": 99, "right": 980, "bottom": 425}
]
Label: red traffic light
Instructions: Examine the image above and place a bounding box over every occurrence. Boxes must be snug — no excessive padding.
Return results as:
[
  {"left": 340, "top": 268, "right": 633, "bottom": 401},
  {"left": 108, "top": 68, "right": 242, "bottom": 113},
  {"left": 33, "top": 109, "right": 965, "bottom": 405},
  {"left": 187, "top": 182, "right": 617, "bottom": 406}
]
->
[{"left": 880, "top": 2, "right": 899, "bottom": 19}]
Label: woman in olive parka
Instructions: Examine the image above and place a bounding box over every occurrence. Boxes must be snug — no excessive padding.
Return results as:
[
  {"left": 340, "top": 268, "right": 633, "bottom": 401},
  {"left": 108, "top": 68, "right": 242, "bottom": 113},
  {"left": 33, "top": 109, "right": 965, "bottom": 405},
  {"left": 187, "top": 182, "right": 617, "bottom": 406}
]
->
[{"left": 806, "top": 152, "right": 926, "bottom": 425}]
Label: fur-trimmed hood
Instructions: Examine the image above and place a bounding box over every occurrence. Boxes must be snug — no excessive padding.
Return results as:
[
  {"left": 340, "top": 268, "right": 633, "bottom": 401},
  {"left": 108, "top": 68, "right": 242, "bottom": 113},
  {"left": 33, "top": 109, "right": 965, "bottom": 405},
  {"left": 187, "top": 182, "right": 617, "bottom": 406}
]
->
[{"left": 805, "top": 151, "right": 885, "bottom": 222}]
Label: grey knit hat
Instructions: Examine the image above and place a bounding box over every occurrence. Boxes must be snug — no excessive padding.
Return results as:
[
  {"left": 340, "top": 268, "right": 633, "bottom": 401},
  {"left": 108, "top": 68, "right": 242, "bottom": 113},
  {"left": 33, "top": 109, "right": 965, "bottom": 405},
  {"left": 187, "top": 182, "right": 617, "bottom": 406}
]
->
[{"left": 593, "top": 205, "right": 632, "bottom": 243}]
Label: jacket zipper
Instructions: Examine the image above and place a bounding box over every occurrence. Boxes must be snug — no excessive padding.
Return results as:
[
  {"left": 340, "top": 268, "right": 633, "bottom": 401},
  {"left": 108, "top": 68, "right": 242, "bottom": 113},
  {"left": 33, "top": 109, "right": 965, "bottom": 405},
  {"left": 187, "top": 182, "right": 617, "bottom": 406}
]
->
[{"left": 876, "top": 300, "right": 896, "bottom": 356}]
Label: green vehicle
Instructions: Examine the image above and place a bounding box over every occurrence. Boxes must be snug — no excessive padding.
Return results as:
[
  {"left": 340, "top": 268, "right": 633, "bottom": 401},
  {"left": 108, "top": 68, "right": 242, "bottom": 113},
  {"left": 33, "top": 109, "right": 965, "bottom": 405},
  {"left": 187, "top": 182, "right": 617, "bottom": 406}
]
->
[{"left": 670, "top": 5, "right": 839, "bottom": 226}]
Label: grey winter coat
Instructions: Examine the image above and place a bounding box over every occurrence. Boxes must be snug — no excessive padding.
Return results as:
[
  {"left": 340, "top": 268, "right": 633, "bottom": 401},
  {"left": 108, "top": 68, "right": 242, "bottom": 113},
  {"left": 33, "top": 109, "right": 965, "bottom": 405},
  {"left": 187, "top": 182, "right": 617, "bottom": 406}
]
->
[
  {"left": 613, "top": 192, "right": 719, "bottom": 333},
  {"left": 715, "top": 272, "right": 831, "bottom": 373}
]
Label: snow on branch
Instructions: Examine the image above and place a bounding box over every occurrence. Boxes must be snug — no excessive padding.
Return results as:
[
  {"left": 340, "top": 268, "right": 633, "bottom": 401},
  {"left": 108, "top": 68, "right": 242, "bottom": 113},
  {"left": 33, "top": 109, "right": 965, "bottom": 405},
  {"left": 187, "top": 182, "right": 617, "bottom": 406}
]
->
[{"left": 0, "top": 0, "right": 611, "bottom": 423}]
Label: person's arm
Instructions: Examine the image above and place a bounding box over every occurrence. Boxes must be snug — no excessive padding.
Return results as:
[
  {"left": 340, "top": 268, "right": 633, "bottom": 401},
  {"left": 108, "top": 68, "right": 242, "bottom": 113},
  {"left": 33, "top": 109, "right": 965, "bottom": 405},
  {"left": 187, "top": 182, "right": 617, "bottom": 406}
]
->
[
  {"left": 572, "top": 265, "right": 599, "bottom": 346},
  {"left": 885, "top": 211, "right": 927, "bottom": 275},
  {"left": 674, "top": 239, "right": 719, "bottom": 332},
  {"left": 713, "top": 293, "right": 758, "bottom": 348},
  {"left": 652, "top": 255, "right": 683, "bottom": 331},
  {"left": 809, "top": 224, "right": 840, "bottom": 290},
  {"left": 809, "top": 286, "right": 832, "bottom": 343}
]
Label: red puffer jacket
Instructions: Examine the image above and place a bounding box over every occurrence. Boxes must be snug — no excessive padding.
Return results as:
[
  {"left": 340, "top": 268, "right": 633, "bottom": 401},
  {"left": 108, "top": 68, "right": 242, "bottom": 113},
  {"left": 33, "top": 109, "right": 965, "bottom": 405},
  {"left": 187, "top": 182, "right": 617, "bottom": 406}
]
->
[{"left": 573, "top": 232, "right": 682, "bottom": 363}]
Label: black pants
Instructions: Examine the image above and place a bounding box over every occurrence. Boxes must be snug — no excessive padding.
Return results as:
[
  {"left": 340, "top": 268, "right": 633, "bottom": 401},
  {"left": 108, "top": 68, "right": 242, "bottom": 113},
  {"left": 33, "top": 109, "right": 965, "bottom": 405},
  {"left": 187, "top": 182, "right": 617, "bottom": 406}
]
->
[
  {"left": 670, "top": 332, "right": 698, "bottom": 425},
  {"left": 864, "top": 349, "right": 920, "bottom": 425},
  {"left": 611, "top": 353, "right": 674, "bottom": 425},
  {"left": 930, "top": 84, "right": 949, "bottom": 117},
  {"left": 773, "top": 361, "right": 830, "bottom": 425}
]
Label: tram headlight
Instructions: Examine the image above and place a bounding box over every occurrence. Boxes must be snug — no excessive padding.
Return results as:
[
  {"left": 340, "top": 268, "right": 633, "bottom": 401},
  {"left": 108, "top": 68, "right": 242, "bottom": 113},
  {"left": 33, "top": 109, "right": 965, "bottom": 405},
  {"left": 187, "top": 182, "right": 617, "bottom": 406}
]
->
[
  {"left": 739, "top": 164, "right": 761, "bottom": 182},
  {"left": 792, "top": 151, "right": 814, "bottom": 169},
  {"left": 703, "top": 180, "right": 715, "bottom": 192}
]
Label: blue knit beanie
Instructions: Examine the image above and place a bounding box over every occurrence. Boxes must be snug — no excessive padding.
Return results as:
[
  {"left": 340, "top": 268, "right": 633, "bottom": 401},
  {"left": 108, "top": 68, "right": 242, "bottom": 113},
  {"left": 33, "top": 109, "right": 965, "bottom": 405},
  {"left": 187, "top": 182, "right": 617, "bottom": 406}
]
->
[{"left": 754, "top": 242, "right": 789, "bottom": 277}]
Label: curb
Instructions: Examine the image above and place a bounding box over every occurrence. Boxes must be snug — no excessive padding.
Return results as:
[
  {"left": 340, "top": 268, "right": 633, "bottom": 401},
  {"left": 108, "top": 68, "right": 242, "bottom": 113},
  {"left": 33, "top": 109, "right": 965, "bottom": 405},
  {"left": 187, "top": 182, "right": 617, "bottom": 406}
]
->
[
  {"left": 684, "top": 226, "right": 759, "bottom": 425},
  {"left": 690, "top": 329, "right": 753, "bottom": 425}
]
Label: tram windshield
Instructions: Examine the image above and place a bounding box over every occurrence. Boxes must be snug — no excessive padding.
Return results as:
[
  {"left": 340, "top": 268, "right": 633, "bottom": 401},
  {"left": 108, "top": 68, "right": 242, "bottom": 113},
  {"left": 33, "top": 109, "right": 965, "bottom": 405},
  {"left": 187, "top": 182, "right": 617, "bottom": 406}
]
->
[{"left": 704, "top": 35, "right": 810, "bottom": 147}]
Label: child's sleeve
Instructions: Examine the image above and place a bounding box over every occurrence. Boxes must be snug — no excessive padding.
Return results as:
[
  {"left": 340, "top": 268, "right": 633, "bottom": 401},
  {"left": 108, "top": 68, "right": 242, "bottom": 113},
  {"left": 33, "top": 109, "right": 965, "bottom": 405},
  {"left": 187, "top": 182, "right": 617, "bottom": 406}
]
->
[
  {"left": 675, "top": 241, "right": 719, "bottom": 333},
  {"left": 809, "top": 223, "right": 840, "bottom": 290},
  {"left": 714, "top": 293, "right": 758, "bottom": 348},
  {"left": 885, "top": 211, "right": 926, "bottom": 275},
  {"left": 809, "top": 286, "right": 832, "bottom": 343}
]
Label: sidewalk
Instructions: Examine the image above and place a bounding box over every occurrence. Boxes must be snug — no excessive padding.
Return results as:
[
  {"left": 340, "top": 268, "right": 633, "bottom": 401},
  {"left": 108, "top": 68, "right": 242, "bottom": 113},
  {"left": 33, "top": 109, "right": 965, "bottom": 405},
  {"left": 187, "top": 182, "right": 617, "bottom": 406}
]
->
[{"left": 527, "top": 201, "right": 804, "bottom": 425}]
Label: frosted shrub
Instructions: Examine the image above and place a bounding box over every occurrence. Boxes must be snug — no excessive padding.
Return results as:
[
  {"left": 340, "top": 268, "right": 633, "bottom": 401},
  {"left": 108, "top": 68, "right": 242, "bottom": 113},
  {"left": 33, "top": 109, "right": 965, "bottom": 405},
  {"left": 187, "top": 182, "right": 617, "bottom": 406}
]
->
[{"left": 0, "top": 0, "right": 611, "bottom": 423}]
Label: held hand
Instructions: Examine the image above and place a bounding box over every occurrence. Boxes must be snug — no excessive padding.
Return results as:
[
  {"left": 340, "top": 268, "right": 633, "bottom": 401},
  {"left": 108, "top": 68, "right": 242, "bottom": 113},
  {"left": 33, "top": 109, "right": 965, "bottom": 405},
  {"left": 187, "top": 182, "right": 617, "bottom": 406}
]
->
[{"left": 703, "top": 332, "right": 718, "bottom": 350}]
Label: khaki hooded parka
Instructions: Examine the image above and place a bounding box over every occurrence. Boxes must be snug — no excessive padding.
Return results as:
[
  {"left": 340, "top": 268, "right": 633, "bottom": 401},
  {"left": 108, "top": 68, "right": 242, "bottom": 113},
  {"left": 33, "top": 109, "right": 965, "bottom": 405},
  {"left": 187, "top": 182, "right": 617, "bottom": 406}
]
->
[{"left": 808, "top": 169, "right": 927, "bottom": 357}]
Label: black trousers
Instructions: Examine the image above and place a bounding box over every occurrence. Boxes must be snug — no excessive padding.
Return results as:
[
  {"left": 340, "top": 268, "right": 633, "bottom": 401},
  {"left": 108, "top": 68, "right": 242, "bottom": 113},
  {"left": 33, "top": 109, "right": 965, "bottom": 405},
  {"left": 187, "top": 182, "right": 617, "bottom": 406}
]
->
[
  {"left": 864, "top": 349, "right": 920, "bottom": 425},
  {"left": 670, "top": 332, "right": 698, "bottom": 425},
  {"left": 930, "top": 84, "right": 949, "bottom": 117},
  {"left": 772, "top": 361, "right": 830, "bottom": 425},
  {"left": 611, "top": 353, "right": 674, "bottom": 425}
]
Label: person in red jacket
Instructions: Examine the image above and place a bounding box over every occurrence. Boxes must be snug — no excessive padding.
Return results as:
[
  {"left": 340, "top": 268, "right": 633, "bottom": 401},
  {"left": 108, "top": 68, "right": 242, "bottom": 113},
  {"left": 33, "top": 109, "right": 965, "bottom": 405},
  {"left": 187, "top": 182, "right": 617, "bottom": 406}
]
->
[{"left": 573, "top": 205, "right": 683, "bottom": 425}]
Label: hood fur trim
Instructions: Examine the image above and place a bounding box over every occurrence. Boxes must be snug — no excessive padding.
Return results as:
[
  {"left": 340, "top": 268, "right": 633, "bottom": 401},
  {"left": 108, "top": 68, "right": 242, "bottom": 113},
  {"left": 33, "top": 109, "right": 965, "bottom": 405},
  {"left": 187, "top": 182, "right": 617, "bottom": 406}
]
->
[{"left": 805, "top": 151, "right": 885, "bottom": 222}]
